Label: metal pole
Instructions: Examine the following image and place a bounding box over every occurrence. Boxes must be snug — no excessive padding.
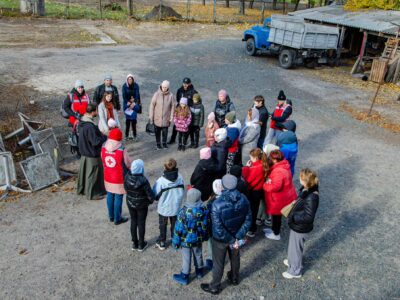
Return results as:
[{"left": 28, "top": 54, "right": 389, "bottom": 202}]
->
[
  {"left": 213, "top": 0, "right": 216, "bottom": 23},
  {"left": 368, "top": 83, "right": 382, "bottom": 117}
]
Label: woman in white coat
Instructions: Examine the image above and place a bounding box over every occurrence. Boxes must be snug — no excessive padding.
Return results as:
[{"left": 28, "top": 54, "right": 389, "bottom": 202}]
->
[
  {"left": 98, "top": 91, "right": 120, "bottom": 135},
  {"left": 239, "top": 107, "right": 261, "bottom": 165}
]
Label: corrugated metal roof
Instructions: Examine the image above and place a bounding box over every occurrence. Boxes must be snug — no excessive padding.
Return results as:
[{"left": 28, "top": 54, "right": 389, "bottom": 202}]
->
[{"left": 289, "top": 5, "right": 400, "bottom": 36}]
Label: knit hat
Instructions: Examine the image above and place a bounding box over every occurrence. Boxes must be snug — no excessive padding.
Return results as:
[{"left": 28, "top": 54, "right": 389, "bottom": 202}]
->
[
  {"left": 222, "top": 174, "right": 237, "bottom": 190},
  {"left": 282, "top": 120, "right": 296, "bottom": 132},
  {"left": 214, "top": 128, "right": 227, "bottom": 143},
  {"left": 74, "top": 80, "right": 84, "bottom": 89},
  {"left": 207, "top": 112, "right": 216, "bottom": 121},
  {"left": 183, "top": 77, "right": 191, "bottom": 84},
  {"left": 107, "top": 118, "right": 117, "bottom": 128},
  {"left": 200, "top": 147, "right": 211, "bottom": 160},
  {"left": 104, "top": 74, "right": 112, "bottom": 81},
  {"left": 108, "top": 128, "right": 123, "bottom": 141},
  {"left": 263, "top": 144, "right": 280, "bottom": 157},
  {"left": 161, "top": 80, "right": 170, "bottom": 89},
  {"left": 218, "top": 89, "right": 227, "bottom": 98},
  {"left": 278, "top": 90, "right": 286, "bottom": 101},
  {"left": 179, "top": 97, "right": 188, "bottom": 105},
  {"left": 185, "top": 188, "right": 201, "bottom": 205},
  {"left": 212, "top": 179, "right": 223, "bottom": 196},
  {"left": 131, "top": 159, "right": 144, "bottom": 175},
  {"left": 230, "top": 165, "right": 242, "bottom": 179},
  {"left": 126, "top": 73, "right": 134, "bottom": 82},
  {"left": 225, "top": 111, "right": 236, "bottom": 124},
  {"left": 193, "top": 93, "right": 201, "bottom": 103}
]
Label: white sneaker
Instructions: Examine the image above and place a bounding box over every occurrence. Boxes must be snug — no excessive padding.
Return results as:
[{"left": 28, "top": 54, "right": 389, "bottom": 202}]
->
[
  {"left": 282, "top": 271, "right": 301, "bottom": 279},
  {"left": 283, "top": 259, "right": 289, "bottom": 267},
  {"left": 263, "top": 228, "right": 272, "bottom": 234},
  {"left": 265, "top": 232, "right": 281, "bottom": 240}
]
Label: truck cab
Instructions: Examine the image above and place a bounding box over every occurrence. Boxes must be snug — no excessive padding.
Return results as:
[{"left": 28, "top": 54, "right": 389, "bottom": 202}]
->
[{"left": 242, "top": 18, "right": 272, "bottom": 56}]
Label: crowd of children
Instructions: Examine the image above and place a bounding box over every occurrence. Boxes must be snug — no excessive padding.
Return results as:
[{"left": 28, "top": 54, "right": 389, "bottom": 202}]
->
[{"left": 67, "top": 75, "right": 320, "bottom": 294}]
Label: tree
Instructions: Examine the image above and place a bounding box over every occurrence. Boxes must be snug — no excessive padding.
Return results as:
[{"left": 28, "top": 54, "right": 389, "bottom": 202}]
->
[
  {"left": 345, "top": 0, "right": 400, "bottom": 10},
  {"left": 225, "top": 0, "right": 229, "bottom": 8},
  {"left": 273, "top": 0, "right": 277, "bottom": 10},
  {"left": 239, "top": 0, "right": 245, "bottom": 14},
  {"left": 294, "top": 0, "right": 300, "bottom": 10}
]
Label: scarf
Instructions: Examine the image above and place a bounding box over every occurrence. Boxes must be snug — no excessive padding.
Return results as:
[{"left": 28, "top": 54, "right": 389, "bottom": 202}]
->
[{"left": 104, "top": 101, "right": 114, "bottom": 120}]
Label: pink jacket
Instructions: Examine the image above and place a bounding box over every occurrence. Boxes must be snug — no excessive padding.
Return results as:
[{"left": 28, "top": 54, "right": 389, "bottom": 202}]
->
[
  {"left": 205, "top": 121, "right": 219, "bottom": 147},
  {"left": 174, "top": 113, "right": 192, "bottom": 133}
]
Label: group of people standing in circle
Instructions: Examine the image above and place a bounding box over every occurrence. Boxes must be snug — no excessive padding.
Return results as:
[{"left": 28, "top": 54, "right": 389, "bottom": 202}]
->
[{"left": 62, "top": 74, "right": 320, "bottom": 295}]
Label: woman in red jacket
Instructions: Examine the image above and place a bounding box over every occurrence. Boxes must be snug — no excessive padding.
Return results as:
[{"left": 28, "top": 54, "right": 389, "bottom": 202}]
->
[
  {"left": 263, "top": 150, "right": 297, "bottom": 240},
  {"left": 242, "top": 148, "right": 265, "bottom": 237}
]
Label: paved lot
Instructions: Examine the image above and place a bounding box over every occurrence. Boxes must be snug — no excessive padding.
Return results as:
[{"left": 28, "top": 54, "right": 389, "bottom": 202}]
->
[{"left": 0, "top": 31, "right": 399, "bottom": 299}]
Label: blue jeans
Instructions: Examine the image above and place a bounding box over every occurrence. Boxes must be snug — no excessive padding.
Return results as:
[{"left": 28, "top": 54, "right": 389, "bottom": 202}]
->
[{"left": 107, "top": 192, "right": 123, "bottom": 222}]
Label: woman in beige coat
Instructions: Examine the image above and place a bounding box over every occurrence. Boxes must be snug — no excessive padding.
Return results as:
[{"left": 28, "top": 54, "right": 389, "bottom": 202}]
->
[{"left": 149, "top": 80, "right": 175, "bottom": 149}]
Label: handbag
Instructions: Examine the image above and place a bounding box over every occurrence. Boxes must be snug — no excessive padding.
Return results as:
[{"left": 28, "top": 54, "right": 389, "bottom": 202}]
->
[
  {"left": 281, "top": 200, "right": 296, "bottom": 218},
  {"left": 146, "top": 120, "right": 155, "bottom": 136}
]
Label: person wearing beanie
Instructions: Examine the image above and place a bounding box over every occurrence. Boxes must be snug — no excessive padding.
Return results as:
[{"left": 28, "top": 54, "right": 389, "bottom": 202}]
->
[
  {"left": 172, "top": 188, "right": 210, "bottom": 285},
  {"left": 149, "top": 80, "right": 176, "bottom": 149},
  {"left": 168, "top": 77, "right": 198, "bottom": 144},
  {"left": 276, "top": 120, "right": 298, "bottom": 175},
  {"left": 211, "top": 128, "right": 230, "bottom": 178},
  {"left": 225, "top": 111, "right": 242, "bottom": 173},
  {"left": 239, "top": 107, "right": 261, "bottom": 166},
  {"left": 190, "top": 147, "right": 219, "bottom": 201},
  {"left": 101, "top": 128, "right": 133, "bottom": 225},
  {"left": 153, "top": 158, "right": 185, "bottom": 251},
  {"left": 263, "top": 90, "right": 292, "bottom": 146},
  {"left": 188, "top": 93, "right": 204, "bottom": 149},
  {"left": 201, "top": 174, "right": 251, "bottom": 295},
  {"left": 107, "top": 118, "right": 118, "bottom": 130},
  {"left": 124, "top": 159, "right": 155, "bottom": 252},
  {"left": 93, "top": 74, "right": 121, "bottom": 111},
  {"left": 214, "top": 89, "right": 235, "bottom": 128},
  {"left": 98, "top": 91, "right": 121, "bottom": 136},
  {"left": 62, "top": 79, "right": 91, "bottom": 158},
  {"left": 122, "top": 74, "right": 141, "bottom": 141},
  {"left": 205, "top": 112, "right": 220, "bottom": 147},
  {"left": 77, "top": 103, "right": 107, "bottom": 200},
  {"left": 253, "top": 95, "right": 270, "bottom": 149},
  {"left": 174, "top": 97, "right": 192, "bottom": 151}
]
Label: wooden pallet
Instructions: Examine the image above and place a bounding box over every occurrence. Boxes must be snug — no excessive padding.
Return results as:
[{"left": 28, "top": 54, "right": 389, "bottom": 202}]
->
[{"left": 370, "top": 58, "right": 389, "bottom": 83}]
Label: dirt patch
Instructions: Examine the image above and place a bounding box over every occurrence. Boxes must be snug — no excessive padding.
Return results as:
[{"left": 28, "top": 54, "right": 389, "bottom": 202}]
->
[{"left": 144, "top": 4, "right": 182, "bottom": 20}]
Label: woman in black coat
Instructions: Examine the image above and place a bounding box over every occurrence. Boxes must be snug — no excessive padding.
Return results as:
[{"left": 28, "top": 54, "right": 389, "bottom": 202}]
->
[
  {"left": 190, "top": 148, "right": 219, "bottom": 201},
  {"left": 283, "top": 168, "right": 319, "bottom": 279}
]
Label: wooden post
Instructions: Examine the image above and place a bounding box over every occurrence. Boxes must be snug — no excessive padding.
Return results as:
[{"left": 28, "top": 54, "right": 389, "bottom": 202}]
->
[
  {"left": 351, "top": 31, "right": 368, "bottom": 74},
  {"left": 202, "top": 0, "right": 205, "bottom": 5},
  {"left": 336, "top": 26, "right": 346, "bottom": 65},
  {"left": 213, "top": 0, "right": 217, "bottom": 23},
  {"left": 127, "top": 0, "right": 133, "bottom": 16},
  {"left": 368, "top": 83, "right": 382, "bottom": 117}
]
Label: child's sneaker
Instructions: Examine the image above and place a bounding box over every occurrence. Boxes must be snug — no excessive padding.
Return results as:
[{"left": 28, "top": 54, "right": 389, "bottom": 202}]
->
[
  {"left": 264, "top": 216, "right": 272, "bottom": 227},
  {"left": 156, "top": 144, "right": 162, "bottom": 150},
  {"left": 131, "top": 243, "right": 138, "bottom": 251},
  {"left": 246, "top": 231, "right": 255, "bottom": 238},
  {"left": 205, "top": 259, "right": 213, "bottom": 271},
  {"left": 156, "top": 241, "right": 166, "bottom": 250},
  {"left": 256, "top": 218, "right": 263, "bottom": 226},
  {"left": 283, "top": 259, "right": 289, "bottom": 267},
  {"left": 263, "top": 227, "right": 272, "bottom": 234},
  {"left": 138, "top": 241, "right": 148, "bottom": 252},
  {"left": 265, "top": 232, "right": 281, "bottom": 240},
  {"left": 195, "top": 267, "right": 204, "bottom": 279},
  {"left": 172, "top": 272, "right": 189, "bottom": 285},
  {"left": 282, "top": 271, "right": 301, "bottom": 279}
]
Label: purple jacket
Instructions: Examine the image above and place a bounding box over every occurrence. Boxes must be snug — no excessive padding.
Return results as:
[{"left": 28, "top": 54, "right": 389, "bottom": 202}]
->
[{"left": 174, "top": 113, "right": 192, "bottom": 133}]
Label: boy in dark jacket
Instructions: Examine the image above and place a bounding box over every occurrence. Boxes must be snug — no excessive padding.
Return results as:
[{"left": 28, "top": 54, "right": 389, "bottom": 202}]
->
[
  {"left": 122, "top": 74, "right": 141, "bottom": 141},
  {"left": 210, "top": 128, "right": 230, "bottom": 178},
  {"left": 124, "top": 159, "right": 155, "bottom": 252},
  {"left": 284, "top": 168, "right": 319, "bottom": 279},
  {"left": 172, "top": 188, "right": 210, "bottom": 285},
  {"left": 190, "top": 147, "right": 219, "bottom": 201},
  {"left": 188, "top": 93, "right": 204, "bottom": 148}
]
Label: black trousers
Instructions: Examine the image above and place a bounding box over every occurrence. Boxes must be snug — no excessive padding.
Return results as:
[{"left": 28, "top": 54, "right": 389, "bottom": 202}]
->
[
  {"left": 249, "top": 190, "right": 263, "bottom": 232},
  {"left": 210, "top": 238, "right": 240, "bottom": 289},
  {"left": 271, "top": 215, "right": 282, "bottom": 235},
  {"left": 125, "top": 119, "right": 137, "bottom": 137},
  {"left": 155, "top": 126, "right": 168, "bottom": 145},
  {"left": 189, "top": 125, "right": 200, "bottom": 145},
  {"left": 128, "top": 206, "right": 148, "bottom": 247},
  {"left": 169, "top": 125, "right": 178, "bottom": 143},
  {"left": 178, "top": 132, "right": 189, "bottom": 146},
  {"left": 158, "top": 214, "right": 177, "bottom": 242}
]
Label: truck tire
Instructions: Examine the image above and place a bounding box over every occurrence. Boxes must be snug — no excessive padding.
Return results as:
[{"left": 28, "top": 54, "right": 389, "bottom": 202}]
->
[
  {"left": 279, "top": 49, "right": 296, "bottom": 69},
  {"left": 246, "top": 38, "right": 257, "bottom": 56}
]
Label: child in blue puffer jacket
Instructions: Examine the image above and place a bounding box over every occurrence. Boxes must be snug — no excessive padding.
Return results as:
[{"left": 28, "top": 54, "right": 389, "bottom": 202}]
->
[
  {"left": 172, "top": 188, "right": 210, "bottom": 285},
  {"left": 276, "top": 120, "right": 298, "bottom": 176}
]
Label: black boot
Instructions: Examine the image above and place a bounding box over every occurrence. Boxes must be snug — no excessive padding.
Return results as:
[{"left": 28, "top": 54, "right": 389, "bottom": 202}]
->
[
  {"left": 194, "top": 131, "right": 200, "bottom": 148},
  {"left": 182, "top": 145, "right": 186, "bottom": 152},
  {"left": 178, "top": 144, "right": 182, "bottom": 151},
  {"left": 163, "top": 143, "right": 168, "bottom": 149}
]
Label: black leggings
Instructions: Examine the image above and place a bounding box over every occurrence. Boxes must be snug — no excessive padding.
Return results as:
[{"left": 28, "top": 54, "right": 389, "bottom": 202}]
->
[
  {"left": 189, "top": 125, "right": 200, "bottom": 145},
  {"left": 125, "top": 119, "right": 137, "bottom": 137},
  {"left": 178, "top": 132, "right": 189, "bottom": 145},
  {"left": 249, "top": 190, "right": 263, "bottom": 232},
  {"left": 128, "top": 206, "right": 148, "bottom": 247},
  {"left": 271, "top": 215, "right": 282, "bottom": 235},
  {"left": 155, "top": 126, "right": 168, "bottom": 145}
]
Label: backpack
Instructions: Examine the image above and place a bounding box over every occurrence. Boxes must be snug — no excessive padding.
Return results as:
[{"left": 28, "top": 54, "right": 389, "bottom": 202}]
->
[{"left": 60, "top": 93, "right": 73, "bottom": 119}]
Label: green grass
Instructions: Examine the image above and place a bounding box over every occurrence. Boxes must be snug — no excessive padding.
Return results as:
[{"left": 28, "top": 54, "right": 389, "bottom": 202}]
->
[{"left": 0, "top": 0, "right": 129, "bottom": 20}]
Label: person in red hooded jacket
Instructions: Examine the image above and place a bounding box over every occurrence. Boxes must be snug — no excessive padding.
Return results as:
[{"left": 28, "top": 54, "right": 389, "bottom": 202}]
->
[
  {"left": 101, "top": 128, "right": 133, "bottom": 225},
  {"left": 242, "top": 148, "right": 266, "bottom": 237},
  {"left": 263, "top": 149, "right": 297, "bottom": 241}
]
